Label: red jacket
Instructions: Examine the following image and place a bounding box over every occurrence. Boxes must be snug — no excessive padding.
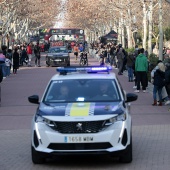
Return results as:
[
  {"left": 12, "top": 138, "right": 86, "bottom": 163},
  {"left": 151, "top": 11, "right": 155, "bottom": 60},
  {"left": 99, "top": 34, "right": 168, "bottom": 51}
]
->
[{"left": 27, "top": 45, "right": 32, "bottom": 54}]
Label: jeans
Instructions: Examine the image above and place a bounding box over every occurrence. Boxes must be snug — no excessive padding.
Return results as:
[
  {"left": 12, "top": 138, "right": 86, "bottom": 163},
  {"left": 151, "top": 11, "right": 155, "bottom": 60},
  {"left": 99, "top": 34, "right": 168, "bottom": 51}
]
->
[
  {"left": 5, "top": 66, "right": 10, "bottom": 76},
  {"left": 127, "top": 66, "right": 133, "bottom": 81},
  {"left": 153, "top": 85, "right": 163, "bottom": 101},
  {"left": 0, "top": 63, "right": 5, "bottom": 77}
]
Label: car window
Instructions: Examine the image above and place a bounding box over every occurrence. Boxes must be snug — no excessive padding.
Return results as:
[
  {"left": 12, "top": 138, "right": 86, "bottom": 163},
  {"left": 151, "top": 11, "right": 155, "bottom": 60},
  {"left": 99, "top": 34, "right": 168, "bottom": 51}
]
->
[
  {"left": 43, "top": 79, "right": 121, "bottom": 103},
  {"left": 49, "top": 47, "right": 68, "bottom": 53}
]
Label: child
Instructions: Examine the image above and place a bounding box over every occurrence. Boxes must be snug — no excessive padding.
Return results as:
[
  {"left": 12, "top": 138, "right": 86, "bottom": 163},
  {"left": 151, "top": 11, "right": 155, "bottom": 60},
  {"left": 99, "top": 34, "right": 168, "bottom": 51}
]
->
[{"left": 5, "top": 55, "right": 12, "bottom": 77}]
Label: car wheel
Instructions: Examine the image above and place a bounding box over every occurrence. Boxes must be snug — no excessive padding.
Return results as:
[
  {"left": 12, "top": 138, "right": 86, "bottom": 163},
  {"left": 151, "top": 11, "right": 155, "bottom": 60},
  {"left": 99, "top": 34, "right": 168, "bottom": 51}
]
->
[
  {"left": 119, "top": 133, "right": 132, "bottom": 163},
  {"left": 31, "top": 146, "right": 46, "bottom": 164},
  {"left": 67, "top": 62, "right": 70, "bottom": 66},
  {"left": 46, "top": 61, "right": 50, "bottom": 67}
]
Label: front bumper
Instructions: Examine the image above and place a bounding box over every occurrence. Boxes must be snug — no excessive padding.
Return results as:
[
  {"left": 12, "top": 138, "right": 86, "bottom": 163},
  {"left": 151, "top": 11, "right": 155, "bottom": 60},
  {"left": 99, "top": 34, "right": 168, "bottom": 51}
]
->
[
  {"left": 47, "top": 57, "right": 69, "bottom": 66},
  {"left": 32, "top": 118, "right": 131, "bottom": 156}
]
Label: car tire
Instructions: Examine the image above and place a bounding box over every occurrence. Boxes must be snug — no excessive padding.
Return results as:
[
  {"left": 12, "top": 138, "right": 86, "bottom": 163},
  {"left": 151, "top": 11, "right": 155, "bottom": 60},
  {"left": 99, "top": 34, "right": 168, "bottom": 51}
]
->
[
  {"left": 46, "top": 61, "right": 50, "bottom": 67},
  {"left": 119, "top": 134, "right": 132, "bottom": 163},
  {"left": 67, "top": 62, "right": 70, "bottom": 66},
  {"left": 31, "top": 146, "right": 46, "bottom": 164}
]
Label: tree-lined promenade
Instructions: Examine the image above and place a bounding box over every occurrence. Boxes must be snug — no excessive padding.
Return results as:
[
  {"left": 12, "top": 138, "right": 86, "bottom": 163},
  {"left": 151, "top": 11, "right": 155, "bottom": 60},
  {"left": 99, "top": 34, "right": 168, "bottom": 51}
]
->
[{"left": 0, "top": 0, "right": 170, "bottom": 56}]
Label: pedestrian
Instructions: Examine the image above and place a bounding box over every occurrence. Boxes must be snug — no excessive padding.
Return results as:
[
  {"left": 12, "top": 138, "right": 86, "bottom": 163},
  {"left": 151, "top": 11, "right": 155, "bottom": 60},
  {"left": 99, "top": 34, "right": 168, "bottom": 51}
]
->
[
  {"left": 27, "top": 43, "right": 33, "bottom": 67},
  {"left": 34, "top": 42, "right": 41, "bottom": 67},
  {"left": 116, "top": 47, "right": 125, "bottom": 75},
  {"left": 164, "top": 60, "right": 170, "bottom": 105},
  {"left": 20, "top": 46, "right": 28, "bottom": 66},
  {"left": 134, "top": 48, "right": 148, "bottom": 93},
  {"left": 152, "top": 62, "right": 165, "bottom": 106},
  {"left": 5, "top": 55, "right": 12, "bottom": 76},
  {"left": 126, "top": 52, "right": 135, "bottom": 82},
  {"left": 110, "top": 43, "right": 116, "bottom": 67},
  {"left": 0, "top": 66, "right": 3, "bottom": 106},
  {"left": 13, "top": 48, "right": 20, "bottom": 74},
  {"left": 0, "top": 50, "right": 6, "bottom": 77},
  {"left": 73, "top": 44, "right": 79, "bottom": 61}
]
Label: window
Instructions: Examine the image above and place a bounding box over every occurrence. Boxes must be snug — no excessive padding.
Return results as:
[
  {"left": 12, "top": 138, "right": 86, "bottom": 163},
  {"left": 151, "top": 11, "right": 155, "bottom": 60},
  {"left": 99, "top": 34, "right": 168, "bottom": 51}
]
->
[{"left": 44, "top": 79, "right": 121, "bottom": 103}]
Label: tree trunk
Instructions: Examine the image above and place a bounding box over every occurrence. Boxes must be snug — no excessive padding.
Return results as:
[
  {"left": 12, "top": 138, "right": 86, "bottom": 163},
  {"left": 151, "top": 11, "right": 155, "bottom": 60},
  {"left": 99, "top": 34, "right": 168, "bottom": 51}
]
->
[
  {"left": 142, "top": 1, "right": 147, "bottom": 50},
  {"left": 148, "top": 0, "right": 153, "bottom": 55}
]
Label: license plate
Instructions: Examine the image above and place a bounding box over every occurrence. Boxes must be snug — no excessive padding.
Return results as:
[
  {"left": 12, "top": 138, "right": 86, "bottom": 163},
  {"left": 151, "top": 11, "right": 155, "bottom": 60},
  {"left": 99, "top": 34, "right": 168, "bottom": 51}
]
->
[
  {"left": 55, "top": 59, "right": 62, "bottom": 61},
  {"left": 64, "top": 136, "right": 94, "bottom": 143}
]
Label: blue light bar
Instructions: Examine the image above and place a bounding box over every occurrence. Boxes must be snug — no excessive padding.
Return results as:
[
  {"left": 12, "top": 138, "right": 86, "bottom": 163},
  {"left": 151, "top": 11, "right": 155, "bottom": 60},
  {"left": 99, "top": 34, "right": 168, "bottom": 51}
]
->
[{"left": 57, "top": 66, "right": 112, "bottom": 74}]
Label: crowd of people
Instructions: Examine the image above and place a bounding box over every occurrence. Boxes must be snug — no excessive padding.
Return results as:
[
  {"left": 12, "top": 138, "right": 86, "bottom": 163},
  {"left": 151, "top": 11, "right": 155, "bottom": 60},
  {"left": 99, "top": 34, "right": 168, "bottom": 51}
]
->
[
  {"left": 0, "top": 41, "right": 42, "bottom": 78},
  {"left": 90, "top": 42, "right": 170, "bottom": 106}
]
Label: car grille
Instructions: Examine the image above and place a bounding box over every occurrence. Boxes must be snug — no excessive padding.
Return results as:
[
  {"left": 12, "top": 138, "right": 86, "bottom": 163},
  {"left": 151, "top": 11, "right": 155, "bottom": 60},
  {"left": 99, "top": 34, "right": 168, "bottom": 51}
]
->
[
  {"left": 51, "top": 121, "right": 105, "bottom": 134},
  {"left": 47, "top": 142, "right": 112, "bottom": 150}
]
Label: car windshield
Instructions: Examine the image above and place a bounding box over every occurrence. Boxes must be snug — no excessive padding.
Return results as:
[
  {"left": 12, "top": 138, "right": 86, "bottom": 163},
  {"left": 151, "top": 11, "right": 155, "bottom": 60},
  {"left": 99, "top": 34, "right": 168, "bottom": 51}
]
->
[
  {"left": 43, "top": 79, "right": 121, "bottom": 103},
  {"left": 49, "top": 47, "right": 68, "bottom": 53}
]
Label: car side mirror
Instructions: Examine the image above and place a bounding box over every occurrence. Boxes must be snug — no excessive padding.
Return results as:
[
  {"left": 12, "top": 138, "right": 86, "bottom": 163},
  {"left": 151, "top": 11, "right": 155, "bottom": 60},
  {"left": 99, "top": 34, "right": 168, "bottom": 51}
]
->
[
  {"left": 125, "top": 93, "right": 138, "bottom": 103},
  {"left": 28, "top": 95, "right": 39, "bottom": 104}
]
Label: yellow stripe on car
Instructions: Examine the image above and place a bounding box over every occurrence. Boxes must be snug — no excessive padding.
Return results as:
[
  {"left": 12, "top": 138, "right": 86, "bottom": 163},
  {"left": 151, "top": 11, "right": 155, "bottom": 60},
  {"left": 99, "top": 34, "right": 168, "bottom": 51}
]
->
[{"left": 70, "top": 103, "right": 91, "bottom": 116}]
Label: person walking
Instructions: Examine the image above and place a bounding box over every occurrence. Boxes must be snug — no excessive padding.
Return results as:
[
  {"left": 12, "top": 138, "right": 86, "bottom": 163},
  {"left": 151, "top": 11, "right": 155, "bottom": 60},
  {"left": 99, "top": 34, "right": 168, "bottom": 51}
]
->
[
  {"left": 27, "top": 43, "right": 33, "bottom": 67},
  {"left": 126, "top": 52, "right": 135, "bottom": 82},
  {"left": 13, "top": 48, "right": 20, "bottom": 74},
  {"left": 152, "top": 62, "right": 165, "bottom": 106},
  {"left": 134, "top": 48, "right": 148, "bottom": 93},
  {"left": 116, "top": 48, "right": 125, "bottom": 75},
  {"left": 34, "top": 42, "right": 41, "bottom": 67},
  {"left": 73, "top": 44, "right": 79, "bottom": 61},
  {"left": 20, "top": 46, "right": 28, "bottom": 66},
  {"left": 164, "top": 60, "right": 170, "bottom": 105},
  {"left": 0, "top": 50, "right": 5, "bottom": 78},
  {"left": 5, "top": 55, "right": 12, "bottom": 76}
]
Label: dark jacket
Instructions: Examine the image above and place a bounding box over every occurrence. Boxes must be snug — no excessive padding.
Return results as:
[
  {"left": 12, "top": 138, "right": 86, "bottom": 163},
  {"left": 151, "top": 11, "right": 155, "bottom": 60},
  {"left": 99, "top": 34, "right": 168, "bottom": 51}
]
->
[
  {"left": 165, "top": 65, "right": 170, "bottom": 85},
  {"left": 153, "top": 69, "right": 165, "bottom": 87},
  {"left": 13, "top": 51, "right": 20, "bottom": 69},
  {"left": 126, "top": 54, "right": 135, "bottom": 67}
]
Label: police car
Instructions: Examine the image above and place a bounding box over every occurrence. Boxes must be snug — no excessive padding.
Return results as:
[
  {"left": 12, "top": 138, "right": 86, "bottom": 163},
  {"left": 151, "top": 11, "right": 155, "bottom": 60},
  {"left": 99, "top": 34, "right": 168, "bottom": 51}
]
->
[{"left": 28, "top": 66, "right": 138, "bottom": 164}]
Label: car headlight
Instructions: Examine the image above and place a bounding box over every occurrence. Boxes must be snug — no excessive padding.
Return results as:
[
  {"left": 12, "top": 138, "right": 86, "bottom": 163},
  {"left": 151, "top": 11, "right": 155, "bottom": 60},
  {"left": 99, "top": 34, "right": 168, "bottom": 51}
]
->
[
  {"left": 35, "top": 115, "right": 54, "bottom": 127},
  {"left": 105, "top": 113, "right": 126, "bottom": 126}
]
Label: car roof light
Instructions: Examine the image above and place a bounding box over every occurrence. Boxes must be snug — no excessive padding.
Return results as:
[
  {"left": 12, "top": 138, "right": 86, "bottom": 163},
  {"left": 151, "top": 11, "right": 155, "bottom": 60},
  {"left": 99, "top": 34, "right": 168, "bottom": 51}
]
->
[{"left": 57, "top": 66, "right": 112, "bottom": 75}]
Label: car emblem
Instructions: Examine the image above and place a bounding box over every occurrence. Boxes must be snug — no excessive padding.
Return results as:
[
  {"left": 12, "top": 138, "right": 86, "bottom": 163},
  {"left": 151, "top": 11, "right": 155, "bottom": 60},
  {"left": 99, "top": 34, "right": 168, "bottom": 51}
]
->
[{"left": 76, "top": 123, "right": 83, "bottom": 131}]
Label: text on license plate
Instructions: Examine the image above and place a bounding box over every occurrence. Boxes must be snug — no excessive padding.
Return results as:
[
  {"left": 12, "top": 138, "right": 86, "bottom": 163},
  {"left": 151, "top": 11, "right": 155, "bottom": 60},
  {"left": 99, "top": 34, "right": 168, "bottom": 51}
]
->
[{"left": 64, "top": 136, "right": 93, "bottom": 143}]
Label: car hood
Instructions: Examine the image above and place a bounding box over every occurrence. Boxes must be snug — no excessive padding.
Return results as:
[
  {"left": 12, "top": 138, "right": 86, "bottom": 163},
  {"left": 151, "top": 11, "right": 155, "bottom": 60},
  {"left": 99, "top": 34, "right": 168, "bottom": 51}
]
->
[
  {"left": 47, "top": 53, "right": 68, "bottom": 57},
  {"left": 38, "top": 102, "right": 125, "bottom": 120}
]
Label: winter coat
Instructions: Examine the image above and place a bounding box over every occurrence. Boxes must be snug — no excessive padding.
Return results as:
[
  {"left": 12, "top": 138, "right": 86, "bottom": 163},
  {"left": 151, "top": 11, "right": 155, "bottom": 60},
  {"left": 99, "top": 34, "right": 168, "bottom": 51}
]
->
[
  {"left": 165, "top": 65, "right": 170, "bottom": 85},
  {"left": 126, "top": 54, "right": 135, "bottom": 67},
  {"left": 135, "top": 53, "right": 148, "bottom": 72},
  {"left": 116, "top": 50, "right": 124, "bottom": 62},
  {"left": 153, "top": 69, "right": 165, "bottom": 87},
  {"left": 0, "top": 53, "right": 5, "bottom": 64},
  {"left": 13, "top": 52, "right": 20, "bottom": 69}
]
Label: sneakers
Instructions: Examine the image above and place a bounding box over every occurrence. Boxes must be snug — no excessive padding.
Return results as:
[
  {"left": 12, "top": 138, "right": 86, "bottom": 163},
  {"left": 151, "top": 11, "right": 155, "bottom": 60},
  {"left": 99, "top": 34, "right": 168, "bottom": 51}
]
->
[
  {"left": 143, "top": 90, "right": 146, "bottom": 93},
  {"left": 133, "top": 86, "right": 137, "bottom": 89},
  {"left": 134, "top": 90, "right": 139, "bottom": 93},
  {"left": 165, "top": 100, "right": 170, "bottom": 105}
]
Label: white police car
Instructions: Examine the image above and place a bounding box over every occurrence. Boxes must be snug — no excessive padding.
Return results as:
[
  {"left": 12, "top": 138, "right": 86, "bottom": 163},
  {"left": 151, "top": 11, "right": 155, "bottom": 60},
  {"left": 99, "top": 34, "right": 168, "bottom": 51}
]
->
[{"left": 28, "top": 66, "right": 138, "bottom": 164}]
